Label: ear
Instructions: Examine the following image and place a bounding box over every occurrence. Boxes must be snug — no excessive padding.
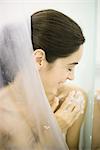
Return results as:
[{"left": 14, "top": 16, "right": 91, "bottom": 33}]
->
[{"left": 33, "top": 49, "right": 47, "bottom": 70}]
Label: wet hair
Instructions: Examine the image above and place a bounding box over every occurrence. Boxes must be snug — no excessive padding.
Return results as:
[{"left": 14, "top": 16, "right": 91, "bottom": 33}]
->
[{"left": 31, "top": 9, "right": 85, "bottom": 63}]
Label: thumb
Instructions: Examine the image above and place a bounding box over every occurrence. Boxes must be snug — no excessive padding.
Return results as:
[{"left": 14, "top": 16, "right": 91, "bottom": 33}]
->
[{"left": 51, "top": 97, "right": 59, "bottom": 112}]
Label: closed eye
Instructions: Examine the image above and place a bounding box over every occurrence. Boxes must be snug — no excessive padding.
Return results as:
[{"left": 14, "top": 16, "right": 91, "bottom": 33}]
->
[{"left": 68, "top": 68, "right": 72, "bottom": 71}]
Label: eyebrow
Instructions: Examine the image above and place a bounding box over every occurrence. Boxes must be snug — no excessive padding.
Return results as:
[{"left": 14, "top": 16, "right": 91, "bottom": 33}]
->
[{"left": 69, "top": 62, "right": 78, "bottom": 65}]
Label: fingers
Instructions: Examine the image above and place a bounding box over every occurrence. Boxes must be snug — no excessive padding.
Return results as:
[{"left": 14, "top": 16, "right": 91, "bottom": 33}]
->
[
  {"left": 54, "top": 90, "right": 85, "bottom": 131},
  {"left": 51, "top": 97, "right": 59, "bottom": 112},
  {"left": 63, "top": 103, "right": 77, "bottom": 112},
  {"left": 61, "top": 90, "right": 84, "bottom": 111},
  {"left": 60, "top": 90, "right": 76, "bottom": 109},
  {"left": 62, "top": 106, "right": 81, "bottom": 128},
  {"left": 61, "top": 90, "right": 84, "bottom": 120}
]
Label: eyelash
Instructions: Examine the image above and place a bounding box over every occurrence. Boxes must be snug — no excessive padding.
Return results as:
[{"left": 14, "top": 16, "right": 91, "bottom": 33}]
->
[
  {"left": 68, "top": 68, "right": 72, "bottom": 72},
  {"left": 66, "top": 66, "right": 74, "bottom": 72},
  {"left": 68, "top": 69, "right": 72, "bottom": 71},
  {"left": 66, "top": 67, "right": 72, "bottom": 72}
]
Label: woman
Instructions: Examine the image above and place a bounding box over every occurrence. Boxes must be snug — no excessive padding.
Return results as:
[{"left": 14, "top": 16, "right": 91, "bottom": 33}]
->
[
  {"left": 31, "top": 9, "right": 86, "bottom": 148},
  {"left": 0, "top": 9, "right": 86, "bottom": 149}
]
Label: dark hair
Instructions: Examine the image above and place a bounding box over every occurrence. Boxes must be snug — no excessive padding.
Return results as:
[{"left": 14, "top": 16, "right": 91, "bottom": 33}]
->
[{"left": 31, "top": 9, "right": 85, "bottom": 63}]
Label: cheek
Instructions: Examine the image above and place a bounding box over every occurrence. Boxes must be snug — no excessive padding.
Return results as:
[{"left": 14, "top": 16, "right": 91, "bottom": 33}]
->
[
  {"left": 57, "top": 69, "right": 67, "bottom": 81},
  {"left": 50, "top": 69, "right": 66, "bottom": 84},
  {"left": 46, "top": 64, "right": 66, "bottom": 86},
  {"left": 49, "top": 74, "right": 59, "bottom": 85},
  {"left": 46, "top": 71, "right": 60, "bottom": 87}
]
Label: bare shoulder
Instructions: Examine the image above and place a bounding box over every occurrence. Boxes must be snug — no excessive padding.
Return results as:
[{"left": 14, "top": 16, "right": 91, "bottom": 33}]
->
[
  {"left": 0, "top": 86, "right": 14, "bottom": 114},
  {"left": 0, "top": 86, "right": 36, "bottom": 149},
  {"left": 0, "top": 87, "right": 11, "bottom": 147},
  {"left": 0, "top": 86, "right": 12, "bottom": 128}
]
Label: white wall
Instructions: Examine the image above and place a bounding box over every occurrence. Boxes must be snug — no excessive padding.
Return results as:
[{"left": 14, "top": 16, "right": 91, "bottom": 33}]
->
[
  {"left": 96, "top": 0, "right": 100, "bottom": 66},
  {"left": 95, "top": 0, "right": 100, "bottom": 90}
]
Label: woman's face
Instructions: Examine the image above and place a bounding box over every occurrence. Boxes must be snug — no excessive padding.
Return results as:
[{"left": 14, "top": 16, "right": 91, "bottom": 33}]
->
[{"left": 34, "top": 45, "right": 83, "bottom": 101}]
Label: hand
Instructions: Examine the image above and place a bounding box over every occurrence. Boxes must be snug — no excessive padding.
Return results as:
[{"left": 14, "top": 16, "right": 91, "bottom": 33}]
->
[{"left": 51, "top": 90, "right": 85, "bottom": 134}]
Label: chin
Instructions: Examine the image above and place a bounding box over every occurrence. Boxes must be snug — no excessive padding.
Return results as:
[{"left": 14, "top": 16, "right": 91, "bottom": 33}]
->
[
  {"left": 46, "top": 91, "right": 56, "bottom": 100},
  {"left": 45, "top": 86, "right": 58, "bottom": 99}
]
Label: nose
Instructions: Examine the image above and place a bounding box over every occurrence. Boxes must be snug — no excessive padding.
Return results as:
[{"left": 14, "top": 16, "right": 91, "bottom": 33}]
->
[{"left": 66, "top": 70, "right": 75, "bottom": 80}]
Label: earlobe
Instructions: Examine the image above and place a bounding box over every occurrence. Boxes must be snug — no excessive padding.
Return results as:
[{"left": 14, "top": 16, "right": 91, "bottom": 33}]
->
[{"left": 32, "top": 49, "right": 46, "bottom": 70}]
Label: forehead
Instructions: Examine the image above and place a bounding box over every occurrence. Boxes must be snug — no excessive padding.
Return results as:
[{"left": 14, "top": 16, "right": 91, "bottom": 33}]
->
[
  {"left": 47, "top": 45, "right": 83, "bottom": 69},
  {"left": 60, "top": 45, "right": 83, "bottom": 65}
]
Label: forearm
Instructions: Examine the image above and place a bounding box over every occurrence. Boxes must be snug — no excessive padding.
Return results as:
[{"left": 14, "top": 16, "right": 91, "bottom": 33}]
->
[
  {"left": 55, "top": 113, "right": 68, "bottom": 134},
  {"left": 66, "top": 115, "right": 83, "bottom": 150}
]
